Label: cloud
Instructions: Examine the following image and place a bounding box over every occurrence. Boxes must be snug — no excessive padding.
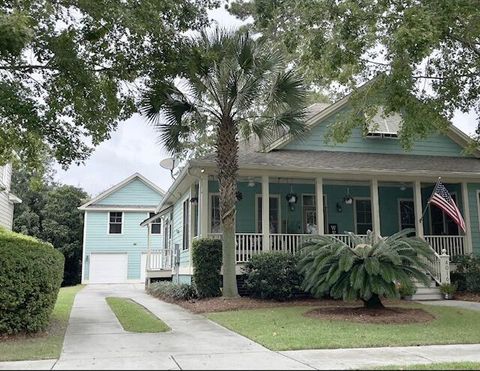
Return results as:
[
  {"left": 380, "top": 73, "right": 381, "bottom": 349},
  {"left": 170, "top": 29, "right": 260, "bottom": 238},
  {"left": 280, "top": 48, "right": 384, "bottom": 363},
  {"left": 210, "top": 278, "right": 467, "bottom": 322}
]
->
[{"left": 54, "top": 114, "right": 173, "bottom": 197}]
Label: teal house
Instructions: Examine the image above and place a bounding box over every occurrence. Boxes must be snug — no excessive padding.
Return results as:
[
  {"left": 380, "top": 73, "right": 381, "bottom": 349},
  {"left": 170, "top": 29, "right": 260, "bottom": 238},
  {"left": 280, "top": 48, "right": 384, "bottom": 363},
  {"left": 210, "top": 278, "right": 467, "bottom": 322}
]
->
[
  {"left": 79, "top": 173, "right": 165, "bottom": 284},
  {"left": 143, "top": 95, "right": 480, "bottom": 290}
]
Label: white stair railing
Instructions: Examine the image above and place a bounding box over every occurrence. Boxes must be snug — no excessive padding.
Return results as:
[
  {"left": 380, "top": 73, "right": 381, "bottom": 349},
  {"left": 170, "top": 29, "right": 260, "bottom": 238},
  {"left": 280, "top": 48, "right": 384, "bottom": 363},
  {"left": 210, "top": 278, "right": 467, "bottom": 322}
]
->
[
  {"left": 147, "top": 249, "right": 173, "bottom": 271},
  {"left": 423, "top": 247, "right": 450, "bottom": 285}
]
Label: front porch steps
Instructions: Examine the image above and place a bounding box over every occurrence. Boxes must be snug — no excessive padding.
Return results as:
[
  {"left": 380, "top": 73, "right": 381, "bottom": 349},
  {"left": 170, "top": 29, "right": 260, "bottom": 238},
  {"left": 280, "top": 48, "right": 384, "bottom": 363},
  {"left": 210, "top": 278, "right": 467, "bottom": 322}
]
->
[{"left": 409, "top": 279, "right": 443, "bottom": 301}]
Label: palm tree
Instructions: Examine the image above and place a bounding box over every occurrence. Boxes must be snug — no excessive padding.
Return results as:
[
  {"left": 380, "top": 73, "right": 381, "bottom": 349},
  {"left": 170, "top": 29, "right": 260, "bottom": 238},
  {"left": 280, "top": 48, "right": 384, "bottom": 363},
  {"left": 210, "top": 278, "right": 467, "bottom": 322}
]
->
[
  {"left": 297, "top": 230, "right": 433, "bottom": 308},
  {"left": 140, "top": 28, "right": 307, "bottom": 297}
]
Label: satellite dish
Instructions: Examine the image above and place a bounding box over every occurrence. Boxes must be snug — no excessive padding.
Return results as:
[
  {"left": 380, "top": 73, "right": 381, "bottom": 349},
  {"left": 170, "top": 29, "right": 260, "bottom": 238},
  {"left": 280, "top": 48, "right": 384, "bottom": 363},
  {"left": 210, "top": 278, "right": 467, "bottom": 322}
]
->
[{"left": 159, "top": 158, "right": 175, "bottom": 171}]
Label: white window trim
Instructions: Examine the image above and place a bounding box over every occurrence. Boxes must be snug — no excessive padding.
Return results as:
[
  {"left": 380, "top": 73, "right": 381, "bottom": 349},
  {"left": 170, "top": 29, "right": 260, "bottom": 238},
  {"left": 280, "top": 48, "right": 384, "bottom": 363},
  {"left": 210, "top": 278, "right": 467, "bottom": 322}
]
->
[
  {"left": 398, "top": 198, "right": 415, "bottom": 231},
  {"left": 301, "top": 193, "right": 328, "bottom": 234},
  {"left": 182, "top": 199, "right": 190, "bottom": 251},
  {"left": 353, "top": 197, "right": 372, "bottom": 235},
  {"left": 107, "top": 211, "right": 124, "bottom": 235},
  {"left": 148, "top": 212, "right": 162, "bottom": 235},
  {"left": 255, "top": 194, "right": 281, "bottom": 233},
  {"left": 208, "top": 192, "right": 220, "bottom": 234}
]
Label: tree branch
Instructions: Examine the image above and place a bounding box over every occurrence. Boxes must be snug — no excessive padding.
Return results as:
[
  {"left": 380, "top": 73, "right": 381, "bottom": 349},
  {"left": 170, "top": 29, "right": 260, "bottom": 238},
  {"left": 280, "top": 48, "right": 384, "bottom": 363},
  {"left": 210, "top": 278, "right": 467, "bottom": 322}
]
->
[{"left": 0, "top": 64, "right": 112, "bottom": 72}]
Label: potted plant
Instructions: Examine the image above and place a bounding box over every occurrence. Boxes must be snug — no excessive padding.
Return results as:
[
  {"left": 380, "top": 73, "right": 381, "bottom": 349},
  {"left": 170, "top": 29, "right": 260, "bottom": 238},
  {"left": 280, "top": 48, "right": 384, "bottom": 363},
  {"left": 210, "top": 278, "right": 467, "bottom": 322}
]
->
[
  {"left": 440, "top": 283, "right": 457, "bottom": 300},
  {"left": 398, "top": 283, "right": 416, "bottom": 300}
]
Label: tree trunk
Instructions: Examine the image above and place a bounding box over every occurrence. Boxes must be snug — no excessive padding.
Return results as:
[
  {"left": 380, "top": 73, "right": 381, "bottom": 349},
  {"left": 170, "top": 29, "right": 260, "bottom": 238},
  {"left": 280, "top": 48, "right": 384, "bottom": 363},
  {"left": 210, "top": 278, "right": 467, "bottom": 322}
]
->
[
  {"left": 216, "top": 117, "right": 239, "bottom": 298},
  {"left": 362, "top": 294, "right": 384, "bottom": 309}
]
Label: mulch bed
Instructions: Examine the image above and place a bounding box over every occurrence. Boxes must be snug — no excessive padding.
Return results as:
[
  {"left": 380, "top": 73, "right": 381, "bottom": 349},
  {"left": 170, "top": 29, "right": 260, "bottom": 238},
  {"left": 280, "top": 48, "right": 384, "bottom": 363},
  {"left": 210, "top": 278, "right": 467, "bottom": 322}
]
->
[
  {"left": 154, "top": 294, "right": 407, "bottom": 314},
  {"left": 304, "top": 306, "right": 435, "bottom": 324},
  {"left": 454, "top": 292, "right": 480, "bottom": 303}
]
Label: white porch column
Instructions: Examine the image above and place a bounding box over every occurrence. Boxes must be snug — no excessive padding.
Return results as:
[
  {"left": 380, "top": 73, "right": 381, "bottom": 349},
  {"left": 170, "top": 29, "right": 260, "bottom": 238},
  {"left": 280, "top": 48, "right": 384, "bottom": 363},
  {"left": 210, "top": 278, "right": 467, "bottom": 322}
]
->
[
  {"left": 371, "top": 178, "right": 381, "bottom": 237},
  {"left": 199, "top": 175, "right": 209, "bottom": 238},
  {"left": 146, "top": 223, "right": 152, "bottom": 281},
  {"left": 262, "top": 175, "right": 270, "bottom": 251},
  {"left": 315, "top": 176, "right": 325, "bottom": 235},
  {"left": 414, "top": 180, "right": 425, "bottom": 238},
  {"left": 461, "top": 182, "right": 473, "bottom": 254}
]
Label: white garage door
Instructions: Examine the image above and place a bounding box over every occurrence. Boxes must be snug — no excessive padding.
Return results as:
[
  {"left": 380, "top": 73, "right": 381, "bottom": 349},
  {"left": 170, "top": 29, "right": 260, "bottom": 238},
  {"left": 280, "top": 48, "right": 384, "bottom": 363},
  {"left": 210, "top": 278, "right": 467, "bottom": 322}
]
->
[{"left": 89, "top": 253, "right": 128, "bottom": 284}]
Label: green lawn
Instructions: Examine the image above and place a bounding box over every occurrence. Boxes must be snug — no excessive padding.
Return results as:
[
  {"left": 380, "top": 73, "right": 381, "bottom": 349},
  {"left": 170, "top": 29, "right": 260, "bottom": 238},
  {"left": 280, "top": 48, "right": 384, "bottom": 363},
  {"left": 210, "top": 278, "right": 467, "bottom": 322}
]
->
[
  {"left": 207, "top": 304, "right": 480, "bottom": 350},
  {"left": 376, "top": 362, "right": 480, "bottom": 370},
  {"left": 106, "top": 297, "right": 170, "bottom": 333},
  {"left": 0, "top": 285, "right": 84, "bottom": 362}
]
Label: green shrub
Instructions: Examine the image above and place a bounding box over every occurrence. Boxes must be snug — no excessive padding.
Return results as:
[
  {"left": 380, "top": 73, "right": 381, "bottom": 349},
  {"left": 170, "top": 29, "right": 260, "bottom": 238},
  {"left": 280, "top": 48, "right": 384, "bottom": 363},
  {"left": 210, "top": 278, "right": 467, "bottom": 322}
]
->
[
  {"left": 147, "top": 281, "right": 197, "bottom": 301},
  {"left": 398, "top": 283, "right": 416, "bottom": 298},
  {"left": 453, "top": 255, "right": 480, "bottom": 292},
  {"left": 244, "top": 252, "right": 303, "bottom": 300},
  {"left": 298, "top": 230, "right": 432, "bottom": 308},
  {"left": 192, "top": 238, "right": 222, "bottom": 298},
  {"left": 0, "top": 228, "right": 64, "bottom": 334}
]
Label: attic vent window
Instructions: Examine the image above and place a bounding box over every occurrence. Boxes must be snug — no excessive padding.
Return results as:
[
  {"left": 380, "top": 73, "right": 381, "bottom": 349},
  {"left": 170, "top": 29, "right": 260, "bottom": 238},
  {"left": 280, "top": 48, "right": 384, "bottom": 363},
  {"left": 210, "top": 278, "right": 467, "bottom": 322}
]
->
[
  {"left": 366, "top": 132, "right": 399, "bottom": 139},
  {"left": 365, "top": 108, "right": 401, "bottom": 140}
]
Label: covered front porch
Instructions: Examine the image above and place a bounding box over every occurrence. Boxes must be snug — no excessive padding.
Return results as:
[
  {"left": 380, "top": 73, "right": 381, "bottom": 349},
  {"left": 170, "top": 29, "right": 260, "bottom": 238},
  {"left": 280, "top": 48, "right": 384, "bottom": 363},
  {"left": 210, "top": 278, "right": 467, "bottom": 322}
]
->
[{"left": 193, "top": 174, "right": 472, "bottom": 284}]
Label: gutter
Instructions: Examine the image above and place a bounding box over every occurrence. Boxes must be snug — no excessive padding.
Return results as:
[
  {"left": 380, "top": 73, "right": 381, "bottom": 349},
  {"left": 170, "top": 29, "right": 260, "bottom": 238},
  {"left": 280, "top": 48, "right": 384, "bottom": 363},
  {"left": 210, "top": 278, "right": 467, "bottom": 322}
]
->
[{"left": 154, "top": 163, "right": 192, "bottom": 213}]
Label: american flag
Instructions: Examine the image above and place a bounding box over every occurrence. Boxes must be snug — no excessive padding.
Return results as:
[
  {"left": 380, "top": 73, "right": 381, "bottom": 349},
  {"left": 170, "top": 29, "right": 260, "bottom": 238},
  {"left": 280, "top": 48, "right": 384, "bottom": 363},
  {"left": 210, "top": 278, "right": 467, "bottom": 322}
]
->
[{"left": 429, "top": 180, "right": 466, "bottom": 232}]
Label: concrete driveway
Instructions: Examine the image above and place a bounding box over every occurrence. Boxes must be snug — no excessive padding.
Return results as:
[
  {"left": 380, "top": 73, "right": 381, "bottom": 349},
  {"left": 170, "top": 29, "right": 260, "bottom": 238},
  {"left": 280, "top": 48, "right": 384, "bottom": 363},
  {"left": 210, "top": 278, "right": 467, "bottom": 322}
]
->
[{"left": 53, "top": 284, "right": 308, "bottom": 370}]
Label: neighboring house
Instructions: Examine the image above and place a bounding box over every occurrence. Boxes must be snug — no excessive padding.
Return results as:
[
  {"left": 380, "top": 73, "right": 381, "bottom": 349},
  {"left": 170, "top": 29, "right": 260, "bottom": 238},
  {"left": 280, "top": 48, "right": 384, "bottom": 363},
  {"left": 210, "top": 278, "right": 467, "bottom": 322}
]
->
[
  {"left": 0, "top": 164, "right": 22, "bottom": 230},
  {"left": 79, "top": 173, "right": 164, "bottom": 284},
  {"left": 143, "top": 95, "right": 480, "bottom": 289}
]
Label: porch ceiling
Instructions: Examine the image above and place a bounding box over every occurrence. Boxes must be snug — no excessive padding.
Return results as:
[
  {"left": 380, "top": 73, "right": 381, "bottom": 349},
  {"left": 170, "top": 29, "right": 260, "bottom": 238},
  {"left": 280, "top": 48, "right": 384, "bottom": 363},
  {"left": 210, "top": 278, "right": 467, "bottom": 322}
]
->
[{"left": 196, "top": 150, "right": 480, "bottom": 178}]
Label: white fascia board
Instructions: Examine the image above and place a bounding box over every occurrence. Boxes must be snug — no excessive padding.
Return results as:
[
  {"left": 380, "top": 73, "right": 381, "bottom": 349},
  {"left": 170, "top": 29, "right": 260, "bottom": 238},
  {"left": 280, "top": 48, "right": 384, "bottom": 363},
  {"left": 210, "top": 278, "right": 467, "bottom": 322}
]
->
[{"left": 79, "top": 173, "right": 165, "bottom": 209}]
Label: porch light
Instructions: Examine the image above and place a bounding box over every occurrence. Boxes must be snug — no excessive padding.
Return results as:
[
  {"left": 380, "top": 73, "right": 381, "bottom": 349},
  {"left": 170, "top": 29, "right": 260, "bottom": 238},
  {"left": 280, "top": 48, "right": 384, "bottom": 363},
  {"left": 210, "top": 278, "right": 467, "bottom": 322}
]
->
[
  {"left": 190, "top": 197, "right": 198, "bottom": 205},
  {"left": 286, "top": 193, "right": 298, "bottom": 211},
  {"left": 236, "top": 191, "right": 243, "bottom": 201},
  {"left": 343, "top": 188, "right": 353, "bottom": 205}
]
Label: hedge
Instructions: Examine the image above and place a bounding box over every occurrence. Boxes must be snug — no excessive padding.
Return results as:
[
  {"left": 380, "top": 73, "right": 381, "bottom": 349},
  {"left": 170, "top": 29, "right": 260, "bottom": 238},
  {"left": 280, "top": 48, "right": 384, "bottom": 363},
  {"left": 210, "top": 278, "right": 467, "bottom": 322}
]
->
[
  {"left": 243, "top": 252, "right": 303, "bottom": 300},
  {"left": 192, "top": 238, "right": 222, "bottom": 298},
  {"left": 0, "top": 228, "right": 64, "bottom": 334},
  {"left": 452, "top": 255, "right": 480, "bottom": 292},
  {"left": 147, "top": 281, "right": 197, "bottom": 301}
]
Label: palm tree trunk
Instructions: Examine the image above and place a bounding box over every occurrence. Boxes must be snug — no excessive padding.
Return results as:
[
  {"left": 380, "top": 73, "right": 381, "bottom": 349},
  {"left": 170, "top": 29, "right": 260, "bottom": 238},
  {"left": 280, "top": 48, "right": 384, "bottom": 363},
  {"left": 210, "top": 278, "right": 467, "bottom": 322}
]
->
[
  {"left": 216, "top": 117, "right": 239, "bottom": 297},
  {"left": 362, "top": 294, "right": 384, "bottom": 309}
]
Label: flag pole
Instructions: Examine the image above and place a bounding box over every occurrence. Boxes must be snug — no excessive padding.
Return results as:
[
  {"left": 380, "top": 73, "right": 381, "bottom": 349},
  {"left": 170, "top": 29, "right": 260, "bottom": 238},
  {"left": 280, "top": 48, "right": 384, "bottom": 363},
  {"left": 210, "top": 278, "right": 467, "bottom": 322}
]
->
[{"left": 419, "top": 177, "right": 441, "bottom": 223}]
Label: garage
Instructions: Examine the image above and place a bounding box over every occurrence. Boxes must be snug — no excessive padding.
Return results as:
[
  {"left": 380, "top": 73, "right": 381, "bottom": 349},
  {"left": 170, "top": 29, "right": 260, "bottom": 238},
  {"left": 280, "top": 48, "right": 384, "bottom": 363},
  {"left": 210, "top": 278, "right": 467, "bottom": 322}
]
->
[{"left": 89, "top": 253, "right": 128, "bottom": 284}]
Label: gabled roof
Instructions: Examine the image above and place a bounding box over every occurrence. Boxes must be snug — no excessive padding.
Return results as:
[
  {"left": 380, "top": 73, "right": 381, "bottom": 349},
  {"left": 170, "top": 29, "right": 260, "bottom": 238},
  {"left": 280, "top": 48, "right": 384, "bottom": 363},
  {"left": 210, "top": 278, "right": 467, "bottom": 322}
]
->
[
  {"left": 263, "top": 92, "right": 478, "bottom": 157},
  {"left": 78, "top": 173, "right": 165, "bottom": 210}
]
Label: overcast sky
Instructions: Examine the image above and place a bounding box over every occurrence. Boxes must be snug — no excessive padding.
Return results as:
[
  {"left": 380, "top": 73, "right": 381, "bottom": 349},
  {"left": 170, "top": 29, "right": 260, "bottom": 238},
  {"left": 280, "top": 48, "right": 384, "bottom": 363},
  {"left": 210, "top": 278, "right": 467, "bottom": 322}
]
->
[{"left": 54, "top": 8, "right": 478, "bottom": 197}]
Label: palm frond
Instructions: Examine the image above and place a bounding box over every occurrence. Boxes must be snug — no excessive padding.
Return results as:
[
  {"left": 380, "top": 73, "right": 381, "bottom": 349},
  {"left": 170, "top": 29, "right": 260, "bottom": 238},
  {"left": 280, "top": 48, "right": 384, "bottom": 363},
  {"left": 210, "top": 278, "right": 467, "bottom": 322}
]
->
[{"left": 298, "top": 231, "right": 435, "bottom": 306}]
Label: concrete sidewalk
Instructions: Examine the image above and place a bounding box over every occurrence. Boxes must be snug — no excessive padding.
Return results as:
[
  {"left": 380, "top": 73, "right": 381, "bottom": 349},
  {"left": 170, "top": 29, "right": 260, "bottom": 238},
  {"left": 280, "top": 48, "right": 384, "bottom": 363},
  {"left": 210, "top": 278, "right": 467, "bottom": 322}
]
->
[
  {"left": 52, "top": 284, "right": 307, "bottom": 370},
  {"left": 3, "top": 286, "right": 480, "bottom": 370}
]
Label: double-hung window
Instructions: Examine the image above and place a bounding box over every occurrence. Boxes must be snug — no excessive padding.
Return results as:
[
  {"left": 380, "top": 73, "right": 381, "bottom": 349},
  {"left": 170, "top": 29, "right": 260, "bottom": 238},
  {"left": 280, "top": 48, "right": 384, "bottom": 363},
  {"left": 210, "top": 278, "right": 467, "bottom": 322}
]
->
[
  {"left": 109, "top": 212, "right": 122, "bottom": 234},
  {"left": 149, "top": 212, "right": 162, "bottom": 234},
  {"left": 355, "top": 199, "right": 372, "bottom": 234}
]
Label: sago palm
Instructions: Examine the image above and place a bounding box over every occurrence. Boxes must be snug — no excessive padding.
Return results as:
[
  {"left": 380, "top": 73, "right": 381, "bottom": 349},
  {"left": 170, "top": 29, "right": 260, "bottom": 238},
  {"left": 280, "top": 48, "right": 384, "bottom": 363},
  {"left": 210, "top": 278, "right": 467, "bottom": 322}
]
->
[
  {"left": 297, "top": 229, "right": 434, "bottom": 308},
  {"left": 140, "top": 28, "right": 307, "bottom": 297}
]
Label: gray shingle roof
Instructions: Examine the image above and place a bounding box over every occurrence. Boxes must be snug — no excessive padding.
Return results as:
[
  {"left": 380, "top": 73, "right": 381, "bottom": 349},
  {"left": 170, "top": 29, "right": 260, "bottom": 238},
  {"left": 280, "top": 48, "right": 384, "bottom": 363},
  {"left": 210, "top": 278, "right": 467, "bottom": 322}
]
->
[{"left": 199, "top": 149, "right": 480, "bottom": 176}]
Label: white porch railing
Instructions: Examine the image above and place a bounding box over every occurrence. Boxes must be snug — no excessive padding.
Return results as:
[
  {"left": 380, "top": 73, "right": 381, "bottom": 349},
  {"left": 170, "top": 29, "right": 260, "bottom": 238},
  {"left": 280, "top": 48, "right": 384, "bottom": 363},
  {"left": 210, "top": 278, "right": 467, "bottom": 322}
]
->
[
  {"left": 209, "top": 233, "right": 263, "bottom": 263},
  {"left": 208, "top": 233, "right": 371, "bottom": 262},
  {"left": 147, "top": 249, "right": 173, "bottom": 271},
  {"left": 270, "top": 234, "right": 314, "bottom": 254},
  {"left": 424, "top": 235, "right": 465, "bottom": 259}
]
